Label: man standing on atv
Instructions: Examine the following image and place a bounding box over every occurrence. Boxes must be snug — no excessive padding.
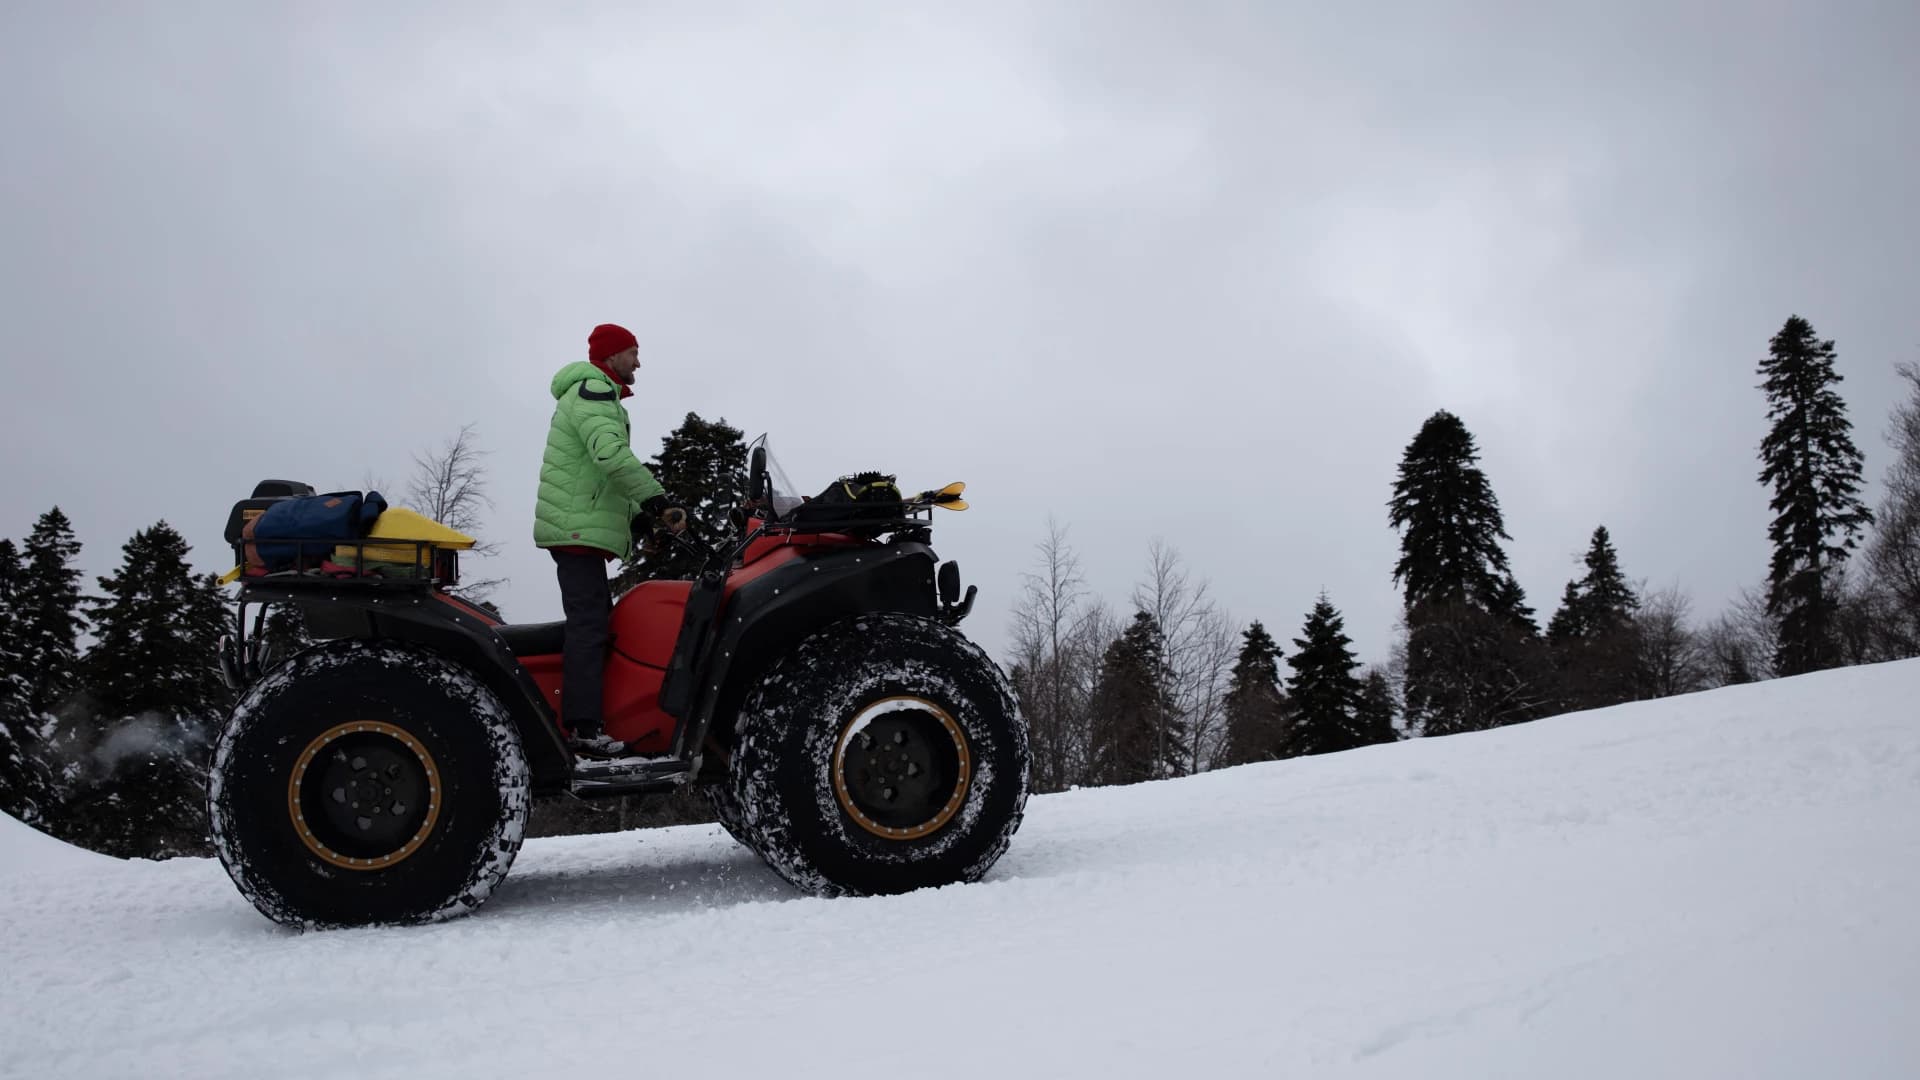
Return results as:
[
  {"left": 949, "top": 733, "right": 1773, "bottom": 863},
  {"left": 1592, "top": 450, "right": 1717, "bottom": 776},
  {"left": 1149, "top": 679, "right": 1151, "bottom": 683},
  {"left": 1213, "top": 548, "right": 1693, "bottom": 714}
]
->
[{"left": 534, "top": 322, "right": 686, "bottom": 755}]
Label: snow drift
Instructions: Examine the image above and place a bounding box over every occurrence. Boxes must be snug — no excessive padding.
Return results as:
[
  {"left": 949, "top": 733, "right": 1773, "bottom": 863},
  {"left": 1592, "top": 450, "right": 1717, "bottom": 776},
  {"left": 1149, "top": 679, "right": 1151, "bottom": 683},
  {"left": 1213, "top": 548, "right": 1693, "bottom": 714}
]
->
[
  {"left": 0, "top": 811, "right": 114, "bottom": 874},
  {"left": 2, "top": 659, "right": 1917, "bottom": 1079}
]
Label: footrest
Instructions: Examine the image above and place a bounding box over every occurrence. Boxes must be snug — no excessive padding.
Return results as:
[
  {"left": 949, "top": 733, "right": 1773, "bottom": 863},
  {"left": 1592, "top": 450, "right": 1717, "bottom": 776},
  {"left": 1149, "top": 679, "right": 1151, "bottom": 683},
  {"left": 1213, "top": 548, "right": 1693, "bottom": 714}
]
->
[{"left": 569, "top": 753, "right": 692, "bottom": 797}]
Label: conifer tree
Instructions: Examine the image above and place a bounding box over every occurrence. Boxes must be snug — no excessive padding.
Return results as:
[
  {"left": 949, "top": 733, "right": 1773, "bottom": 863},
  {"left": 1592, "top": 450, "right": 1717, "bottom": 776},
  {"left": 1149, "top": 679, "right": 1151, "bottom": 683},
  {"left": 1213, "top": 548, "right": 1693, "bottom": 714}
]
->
[
  {"left": 1490, "top": 573, "right": 1540, "bottom": 637},
  {"left": 65, "top": 523, "right": 232, "bottom": 858},
  {"left": 615, "top": 412, "right": 749, "bottom": 591},
  {"left": 0, "top": 538, "right": 57, "bottom": 826},
  {"left": 18, "top": 507, "right": 86, "bottom": 714},
  {"left": 1388, "top": 412, "right": 1544, "bottom": 733},
  {"left": 1572, "top": 526, "right": 1637, "bottom": 629},
  {"left": 1389, "top": 411, "right": 1514, "bottom": 610},
  {"left": 86, "top": 524, "right": 232, "bottom": 720},
  {"left": 1088, "top": 612, "right": 1181, "bottom": 785},
  {"left": 1757, "top": 316, "right": 1872, "bottom": 675},
  {"left": 1546, "top": 580, "right": 1586, "bottom": 644},
  {"left": 1546, "top": 526, "right": 1642, "bottom": 709},
  {"left": 1219, "top": 621, "right": 1286, "bottom": 766},
  {"left": 1355, "top": 669, "right": 1401, "bottom": 745},
  {"left": 0, "top": 539, "right": 24, "bottom": 692},
  {"left": 1283, "top": 595, "right": 1369, "bottom": 757}
]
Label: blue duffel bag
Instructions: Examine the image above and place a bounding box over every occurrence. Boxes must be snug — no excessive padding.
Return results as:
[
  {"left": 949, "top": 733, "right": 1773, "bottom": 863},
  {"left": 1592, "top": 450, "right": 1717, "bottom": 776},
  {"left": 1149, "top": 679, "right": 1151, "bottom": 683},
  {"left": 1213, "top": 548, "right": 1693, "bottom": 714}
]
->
[{"left": 252, "top": 490, "right": 388, "bottom": 570}]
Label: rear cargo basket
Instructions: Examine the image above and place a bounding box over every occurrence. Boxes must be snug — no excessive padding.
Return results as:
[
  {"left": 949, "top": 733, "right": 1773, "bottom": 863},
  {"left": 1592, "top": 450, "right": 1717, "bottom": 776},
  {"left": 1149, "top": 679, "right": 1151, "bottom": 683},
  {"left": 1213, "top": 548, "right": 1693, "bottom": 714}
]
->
[{"left": 231, "top": 536, "right": 460, "bottom": 589}]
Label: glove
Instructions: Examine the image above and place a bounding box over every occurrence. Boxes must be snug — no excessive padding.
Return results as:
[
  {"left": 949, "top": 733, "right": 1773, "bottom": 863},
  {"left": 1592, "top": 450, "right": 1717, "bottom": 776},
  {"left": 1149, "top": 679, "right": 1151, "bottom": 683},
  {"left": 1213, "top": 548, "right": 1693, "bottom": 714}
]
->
[
  {"left": 640, "top": 495, "right": 690, "bottom": 534},
  {"left": 633, "top": 498, "right": 689, "bottom": 558}
]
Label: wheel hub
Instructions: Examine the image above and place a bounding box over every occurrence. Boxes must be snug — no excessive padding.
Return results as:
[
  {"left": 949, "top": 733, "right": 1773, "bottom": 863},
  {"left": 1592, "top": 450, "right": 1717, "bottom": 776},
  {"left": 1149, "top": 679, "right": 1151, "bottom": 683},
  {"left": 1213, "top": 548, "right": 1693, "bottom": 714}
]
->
[
  {"left": 832, "top": 697, "right": 970, "bottom": 841},
  {"left": 288, "top": 722, "right": 441, "bottom": 871}
]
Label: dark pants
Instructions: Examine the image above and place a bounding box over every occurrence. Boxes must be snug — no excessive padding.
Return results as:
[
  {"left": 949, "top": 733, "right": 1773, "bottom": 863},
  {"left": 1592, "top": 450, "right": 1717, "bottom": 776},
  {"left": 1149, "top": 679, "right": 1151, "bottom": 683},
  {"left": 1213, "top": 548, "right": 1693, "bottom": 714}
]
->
[{"left": 552, "top": 550, "right": 613, "bottom": 736}]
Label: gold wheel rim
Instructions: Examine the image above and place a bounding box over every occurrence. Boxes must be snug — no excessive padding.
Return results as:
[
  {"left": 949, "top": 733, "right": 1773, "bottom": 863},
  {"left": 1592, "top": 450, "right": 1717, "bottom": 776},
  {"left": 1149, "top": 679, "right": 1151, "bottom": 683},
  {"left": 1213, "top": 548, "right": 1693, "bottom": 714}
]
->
[
  {"left": 831, "top": 696, "right": 971, "bottom": 841},
  {"left": 287, "top": 721, "right": 442, "bottom": 872}
]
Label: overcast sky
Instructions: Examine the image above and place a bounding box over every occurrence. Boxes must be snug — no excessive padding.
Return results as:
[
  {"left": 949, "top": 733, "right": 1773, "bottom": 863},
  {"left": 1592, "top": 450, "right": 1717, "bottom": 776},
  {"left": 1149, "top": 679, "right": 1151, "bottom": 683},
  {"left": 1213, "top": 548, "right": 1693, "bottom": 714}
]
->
[{"left": 2, "top": 1, "right": 1914, "bottom": 667}]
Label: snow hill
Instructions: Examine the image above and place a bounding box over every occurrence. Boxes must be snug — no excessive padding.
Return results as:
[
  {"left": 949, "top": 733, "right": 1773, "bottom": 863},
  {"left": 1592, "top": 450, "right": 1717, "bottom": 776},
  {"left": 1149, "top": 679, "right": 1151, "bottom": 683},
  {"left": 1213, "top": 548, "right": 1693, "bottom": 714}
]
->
[{"left": 3, "top": 660, "right": 1917, "bottom": 1079}]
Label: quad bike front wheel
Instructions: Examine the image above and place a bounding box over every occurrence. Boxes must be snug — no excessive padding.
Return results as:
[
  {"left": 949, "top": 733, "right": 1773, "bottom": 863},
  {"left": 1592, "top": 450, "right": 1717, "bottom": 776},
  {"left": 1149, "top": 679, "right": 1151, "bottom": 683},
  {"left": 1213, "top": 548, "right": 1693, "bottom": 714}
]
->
[
  {"left": 702, "top": 777, "right": 754, "bottom": 849},
  {"left": 209, "top": 640, "right": 530, "bottom": 928},
  {"left": 729, "top": 613, "right": 1029, "bottom": 896}
]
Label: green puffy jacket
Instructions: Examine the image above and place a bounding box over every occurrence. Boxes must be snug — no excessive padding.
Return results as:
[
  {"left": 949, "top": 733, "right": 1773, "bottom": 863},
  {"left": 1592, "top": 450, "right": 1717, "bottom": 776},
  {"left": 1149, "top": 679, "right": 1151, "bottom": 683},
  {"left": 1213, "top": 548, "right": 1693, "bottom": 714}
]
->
[{"left": 533, "top": 362, "right": 666, "bottom": 560}]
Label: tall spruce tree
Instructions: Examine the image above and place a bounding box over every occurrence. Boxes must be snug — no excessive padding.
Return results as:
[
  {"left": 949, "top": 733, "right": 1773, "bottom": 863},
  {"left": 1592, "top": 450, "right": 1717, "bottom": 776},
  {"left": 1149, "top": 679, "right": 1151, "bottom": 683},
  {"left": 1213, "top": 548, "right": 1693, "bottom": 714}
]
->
[
  {"left": 615, "top": 412, "right": 749, "bottom": 592},
  {"left": 1547, "top": 525, "right": 1641, "bottom": 709},
  {"left": 1088, "top": 612, "right": 1181, "bottom": 785},
  {"left": 18, "top": 507, "right": 86, "bottom": 714},
  {"left": 1757, "top": 316, "right": 1873, "bottom": 676},
  {"left": 1388, "top": 412, "right": 1543, "bottom": 734},
  {"left": 66, "top": 523, "right": 233, "bottom": 858},
  {"left": 1389, "top": 411, "right": 1514, "bottom": 609},
  {"left": 1572, "top": 526, "right": 1637, "bottom": 629},
  {"left": 1219, "top": 621, "right": 1286, "bottom": 766},
  {"left": 0, "top": 538, "right": 58, "bottom": 826},
  {"left": 1283, "top": 595, "right": 1370, "bottom": 757}
]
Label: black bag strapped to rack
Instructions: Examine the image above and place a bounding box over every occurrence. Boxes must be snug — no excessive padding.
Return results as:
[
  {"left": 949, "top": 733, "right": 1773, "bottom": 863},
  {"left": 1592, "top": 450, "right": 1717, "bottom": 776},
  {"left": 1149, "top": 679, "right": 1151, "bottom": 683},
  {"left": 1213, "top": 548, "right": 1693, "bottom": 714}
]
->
[
  {"left": 788, "top": 471, "right": 907, "bottom": 535},
  {"left": 237, "top": 488, "right": 389, "bottom": 572}
]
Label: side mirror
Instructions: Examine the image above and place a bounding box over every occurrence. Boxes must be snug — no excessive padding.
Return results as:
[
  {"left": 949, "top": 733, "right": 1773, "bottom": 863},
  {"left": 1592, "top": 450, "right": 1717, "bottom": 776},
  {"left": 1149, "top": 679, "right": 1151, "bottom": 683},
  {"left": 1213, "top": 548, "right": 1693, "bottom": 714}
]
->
[{"left": 748, "top": 446, "right": 769, "bottom": 505}]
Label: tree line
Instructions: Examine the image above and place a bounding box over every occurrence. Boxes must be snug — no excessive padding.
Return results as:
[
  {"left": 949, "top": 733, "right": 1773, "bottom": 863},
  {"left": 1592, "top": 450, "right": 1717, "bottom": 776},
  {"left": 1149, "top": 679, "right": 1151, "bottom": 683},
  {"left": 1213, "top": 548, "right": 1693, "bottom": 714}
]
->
[
  {"left": 1007, "top": 315, "right": 1920, "bottom": 795},
  {"left": 4, "top": 316, "right": 1917, "bottom": 854}
]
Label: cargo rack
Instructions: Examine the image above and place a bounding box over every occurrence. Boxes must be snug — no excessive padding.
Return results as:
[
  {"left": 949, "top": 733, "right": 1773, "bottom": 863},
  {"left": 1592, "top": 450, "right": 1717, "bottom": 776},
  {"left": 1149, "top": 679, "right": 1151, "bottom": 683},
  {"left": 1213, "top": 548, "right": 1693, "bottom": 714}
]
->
[{"left": 229, "top": 536, "right": 461, "bottom": 590}]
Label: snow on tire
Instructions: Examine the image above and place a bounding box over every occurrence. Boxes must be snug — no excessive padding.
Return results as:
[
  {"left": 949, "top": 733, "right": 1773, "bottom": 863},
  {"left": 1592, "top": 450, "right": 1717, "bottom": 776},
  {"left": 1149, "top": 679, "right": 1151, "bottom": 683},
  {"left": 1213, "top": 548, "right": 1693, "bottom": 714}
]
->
[
  {"left": 208, "top": 640, "right": 530, "bottom": 929},
  {"left": 730, "top": 613, "right": 1029, "bottom": 896},
  {"left": 702, "top": 780, "right": 755, "bottom": 850}
]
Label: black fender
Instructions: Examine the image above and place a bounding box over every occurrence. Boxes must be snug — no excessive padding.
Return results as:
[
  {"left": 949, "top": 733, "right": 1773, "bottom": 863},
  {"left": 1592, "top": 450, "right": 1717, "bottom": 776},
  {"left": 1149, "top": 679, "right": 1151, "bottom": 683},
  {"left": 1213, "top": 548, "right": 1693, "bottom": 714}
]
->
[
  {"left": 674, "top": 541, "right": 941, "bottom": 761},
  {"left": 237, "top": 583, "right": 573, "bottom": 791}
]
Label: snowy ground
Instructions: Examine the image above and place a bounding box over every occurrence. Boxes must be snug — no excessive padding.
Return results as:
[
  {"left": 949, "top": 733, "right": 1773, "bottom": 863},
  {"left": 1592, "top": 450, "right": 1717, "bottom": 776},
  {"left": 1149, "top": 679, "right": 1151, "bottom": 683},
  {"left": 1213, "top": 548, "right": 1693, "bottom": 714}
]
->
[{"left": 4, "top": 660, "right": 1918, "bottom": 1079}]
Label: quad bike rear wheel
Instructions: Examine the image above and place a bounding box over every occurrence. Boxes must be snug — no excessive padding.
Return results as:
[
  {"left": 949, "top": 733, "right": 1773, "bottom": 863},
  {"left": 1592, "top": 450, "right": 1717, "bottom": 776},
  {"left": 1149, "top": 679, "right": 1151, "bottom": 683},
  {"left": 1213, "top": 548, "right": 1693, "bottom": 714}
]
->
[
  {"left": 209, "top": 640, "right": 530, "bottom": 928},
  {"left": 729, "top": 613, "right": 1029, "bottom": 896}
]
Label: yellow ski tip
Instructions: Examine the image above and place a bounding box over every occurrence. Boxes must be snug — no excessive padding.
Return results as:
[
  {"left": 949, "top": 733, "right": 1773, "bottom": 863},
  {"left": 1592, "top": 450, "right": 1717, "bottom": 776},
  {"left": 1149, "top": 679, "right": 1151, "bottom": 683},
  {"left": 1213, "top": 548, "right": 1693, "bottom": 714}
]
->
[
  {"left": 915, "top": 481, "right": 967, "bottom": 503},
  {"left": 218, "top": 565, "right": 244, "bottom": 586},
  {"left": 935, "top": 498, "right": 969, "bottom": 511}
]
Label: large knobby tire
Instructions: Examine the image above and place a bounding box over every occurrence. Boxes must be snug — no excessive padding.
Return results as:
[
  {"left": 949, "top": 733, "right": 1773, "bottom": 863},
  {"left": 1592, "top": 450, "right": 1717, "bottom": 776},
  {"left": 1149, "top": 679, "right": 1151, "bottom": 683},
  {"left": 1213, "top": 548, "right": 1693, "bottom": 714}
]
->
[
  {"left": 209, "top": 640, "right": 530, "bottom": 929},
  {"left": 702, "top": 779, "right": 755, "bottom": 849},
  {"left": 730, "top": 613, "right": 1029, "bottom": 896}
]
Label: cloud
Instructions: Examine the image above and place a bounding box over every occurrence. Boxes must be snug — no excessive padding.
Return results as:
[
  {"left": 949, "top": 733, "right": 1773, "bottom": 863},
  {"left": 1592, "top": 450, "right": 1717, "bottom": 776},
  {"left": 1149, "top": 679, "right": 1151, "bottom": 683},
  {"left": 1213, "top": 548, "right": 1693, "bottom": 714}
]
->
[{"left": 1, "top": 1, "right": 1914, "bottom": 668}]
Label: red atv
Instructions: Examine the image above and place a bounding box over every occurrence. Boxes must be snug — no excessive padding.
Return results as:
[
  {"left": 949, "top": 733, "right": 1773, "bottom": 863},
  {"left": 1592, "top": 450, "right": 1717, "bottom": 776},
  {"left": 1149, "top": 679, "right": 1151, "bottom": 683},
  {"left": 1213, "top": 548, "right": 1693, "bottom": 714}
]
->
[{"left": 208, "top": 443, "right": 1028, "bottom": 929}]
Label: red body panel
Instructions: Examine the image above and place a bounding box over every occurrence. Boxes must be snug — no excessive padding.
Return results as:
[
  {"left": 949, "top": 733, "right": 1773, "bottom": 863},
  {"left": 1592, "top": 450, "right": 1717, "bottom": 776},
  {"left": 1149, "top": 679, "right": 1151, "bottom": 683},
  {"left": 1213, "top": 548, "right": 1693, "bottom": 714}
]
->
[
  {"left": 612, "top": 580, "right": 695, "bottom": 668},
  {"left": 518, "top": 527, "right": 870, "bottom": 750}
]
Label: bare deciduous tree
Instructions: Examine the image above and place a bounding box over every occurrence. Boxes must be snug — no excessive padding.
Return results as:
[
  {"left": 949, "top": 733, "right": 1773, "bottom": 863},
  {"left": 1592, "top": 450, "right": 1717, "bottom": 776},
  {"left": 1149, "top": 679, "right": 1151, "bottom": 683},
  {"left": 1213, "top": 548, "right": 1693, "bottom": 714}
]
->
[
  {"left": 1008, "top": 519, "right": 1111, "bottom": 792},
  {"left": 1130, "top": 539, "right": 1233, "bottom": 776},
  {"left": 1864, "top": 362, "right": 1920, "bottom": 657},
  {"left": 1632, "top": 584, "right": 1704, "bottom": 698},
  {"left": 1700, "top": 587, "right": 1776, "bottom": 687},
  {"left": 405, "top": 423, "right": 503, "bottom": 603}
]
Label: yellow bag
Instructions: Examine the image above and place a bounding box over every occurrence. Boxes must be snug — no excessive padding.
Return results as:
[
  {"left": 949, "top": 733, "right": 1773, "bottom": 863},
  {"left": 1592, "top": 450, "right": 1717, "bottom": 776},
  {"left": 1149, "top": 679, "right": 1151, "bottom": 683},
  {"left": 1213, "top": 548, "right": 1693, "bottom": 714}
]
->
[{"left": 333, "top": 508, "right": 477, "bottom": 569}]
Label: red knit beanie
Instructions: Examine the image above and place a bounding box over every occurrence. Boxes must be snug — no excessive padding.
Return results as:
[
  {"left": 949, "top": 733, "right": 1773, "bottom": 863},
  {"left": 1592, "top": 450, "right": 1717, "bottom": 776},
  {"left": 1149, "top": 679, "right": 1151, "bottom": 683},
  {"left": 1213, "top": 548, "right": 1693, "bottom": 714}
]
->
[{"left": 587, "top": 323, "right": 638, "bottom": 364}]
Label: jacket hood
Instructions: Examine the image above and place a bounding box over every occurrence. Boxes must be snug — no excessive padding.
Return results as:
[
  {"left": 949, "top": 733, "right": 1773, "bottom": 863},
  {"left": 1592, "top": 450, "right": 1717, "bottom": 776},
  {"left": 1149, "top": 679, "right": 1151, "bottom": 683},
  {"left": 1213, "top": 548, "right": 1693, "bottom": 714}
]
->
[{"left": 551, "top": 361, "right": 621, "bottom": 400}]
